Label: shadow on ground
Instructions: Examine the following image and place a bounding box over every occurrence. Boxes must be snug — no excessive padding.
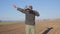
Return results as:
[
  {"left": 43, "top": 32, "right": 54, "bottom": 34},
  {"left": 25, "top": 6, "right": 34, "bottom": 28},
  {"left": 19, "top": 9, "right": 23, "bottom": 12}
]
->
[{"left": 42, "top": 27, "right": 53, "bottom": 34}]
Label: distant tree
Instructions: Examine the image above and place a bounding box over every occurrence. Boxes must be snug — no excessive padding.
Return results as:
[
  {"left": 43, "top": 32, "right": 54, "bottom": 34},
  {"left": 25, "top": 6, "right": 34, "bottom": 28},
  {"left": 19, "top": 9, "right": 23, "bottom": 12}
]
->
[
  {"left": 43, "top": 19, "right": 50, "bottom": 21},
  {"left": 0, "top": 20, "right": 2, "bottom": 22},
  {"left": 43, "top": 19, "right": 47, "bottom": 21}
]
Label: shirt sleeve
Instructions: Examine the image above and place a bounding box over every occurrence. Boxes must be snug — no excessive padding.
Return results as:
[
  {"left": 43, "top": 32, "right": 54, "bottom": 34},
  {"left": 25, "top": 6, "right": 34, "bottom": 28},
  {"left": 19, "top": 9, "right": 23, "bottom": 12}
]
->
[
  {"left": 34, "top": 10, "right": 40, "bottom": 16},
  {"left": 17, "top": 8, "right": 26, "bottom": 13}
]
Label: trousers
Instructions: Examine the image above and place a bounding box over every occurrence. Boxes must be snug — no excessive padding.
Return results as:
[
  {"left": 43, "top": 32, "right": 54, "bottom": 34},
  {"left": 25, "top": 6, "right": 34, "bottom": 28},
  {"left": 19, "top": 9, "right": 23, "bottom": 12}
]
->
[{"left": 25, "top": 25, "right": 36, "bottom": 34}]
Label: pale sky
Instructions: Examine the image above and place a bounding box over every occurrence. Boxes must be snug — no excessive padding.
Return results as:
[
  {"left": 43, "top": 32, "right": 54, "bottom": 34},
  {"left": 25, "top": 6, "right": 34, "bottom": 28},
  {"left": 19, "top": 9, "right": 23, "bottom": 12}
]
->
[{"left": 0, "top": 0, "right": 60, "bottom": 21}]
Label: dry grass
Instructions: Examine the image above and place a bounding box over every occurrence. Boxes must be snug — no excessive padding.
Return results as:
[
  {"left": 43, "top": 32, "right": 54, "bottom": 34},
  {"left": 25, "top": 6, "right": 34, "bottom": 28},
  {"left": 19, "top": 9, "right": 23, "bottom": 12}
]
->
[{"left": 0, "top": 19, "right": 60, "bottom": 34}]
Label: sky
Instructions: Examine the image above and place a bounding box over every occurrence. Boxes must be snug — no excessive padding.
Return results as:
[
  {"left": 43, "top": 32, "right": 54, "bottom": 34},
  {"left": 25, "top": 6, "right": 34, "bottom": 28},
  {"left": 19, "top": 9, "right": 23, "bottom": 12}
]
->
[{"left": 0, "top": 0, "right": 60, "bottom": 21}]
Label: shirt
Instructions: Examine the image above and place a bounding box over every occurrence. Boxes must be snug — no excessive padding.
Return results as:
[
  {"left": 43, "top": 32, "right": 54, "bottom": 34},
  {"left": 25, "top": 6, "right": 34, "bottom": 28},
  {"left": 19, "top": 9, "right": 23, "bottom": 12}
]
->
[{"left": 17, "top": 8, "right": 40, "bottom": 25}]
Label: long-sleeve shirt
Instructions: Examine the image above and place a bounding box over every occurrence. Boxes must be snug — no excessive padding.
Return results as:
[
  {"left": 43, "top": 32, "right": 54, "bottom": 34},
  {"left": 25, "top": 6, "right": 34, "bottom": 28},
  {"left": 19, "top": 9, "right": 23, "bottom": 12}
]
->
[{"left": 17, "top": 8, "right": 40, "bottom": 25}]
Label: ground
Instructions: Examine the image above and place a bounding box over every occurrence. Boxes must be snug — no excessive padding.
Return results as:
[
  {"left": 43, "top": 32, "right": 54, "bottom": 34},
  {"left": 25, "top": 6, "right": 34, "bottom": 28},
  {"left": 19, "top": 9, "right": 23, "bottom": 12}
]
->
[{"left": 0, "top": 19, "right": 60, "bottom": 34}]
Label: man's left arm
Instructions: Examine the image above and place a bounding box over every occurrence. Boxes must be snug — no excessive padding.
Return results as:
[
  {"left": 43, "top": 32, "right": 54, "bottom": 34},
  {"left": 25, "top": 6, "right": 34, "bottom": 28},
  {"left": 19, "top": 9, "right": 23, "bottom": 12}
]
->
[{"left": 34, "top": 10, "right": 40, "bottom": 16}]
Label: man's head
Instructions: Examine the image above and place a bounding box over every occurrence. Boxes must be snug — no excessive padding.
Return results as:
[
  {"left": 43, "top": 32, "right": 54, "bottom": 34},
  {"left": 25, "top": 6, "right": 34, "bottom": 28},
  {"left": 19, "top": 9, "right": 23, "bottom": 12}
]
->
[{"left": 25, "top": 5, "right": 33, "bottom": 10}]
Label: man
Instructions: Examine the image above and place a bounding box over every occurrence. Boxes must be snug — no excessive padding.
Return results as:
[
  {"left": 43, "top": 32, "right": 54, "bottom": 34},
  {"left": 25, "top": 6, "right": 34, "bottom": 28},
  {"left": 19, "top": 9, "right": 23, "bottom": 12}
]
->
[{"left": 13, "top": 4, "right": 40, "bottom": 34}]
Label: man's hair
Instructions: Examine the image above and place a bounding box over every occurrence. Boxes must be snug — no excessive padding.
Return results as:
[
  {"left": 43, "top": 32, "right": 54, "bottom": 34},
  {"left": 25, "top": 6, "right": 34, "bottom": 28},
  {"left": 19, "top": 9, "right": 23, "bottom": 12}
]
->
[
  {"left": 28, "top": 5, "right": 33, "bottom": 9},
  {"left": 24, "top": 5, "right": 33, "bottom": 10}
]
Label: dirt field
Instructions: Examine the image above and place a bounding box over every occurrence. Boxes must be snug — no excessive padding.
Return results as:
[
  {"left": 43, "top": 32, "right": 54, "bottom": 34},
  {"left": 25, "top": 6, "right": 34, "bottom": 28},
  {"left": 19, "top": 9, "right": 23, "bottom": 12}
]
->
[{"left": 0, "top": 19, "right": 60, "bottom": 34}]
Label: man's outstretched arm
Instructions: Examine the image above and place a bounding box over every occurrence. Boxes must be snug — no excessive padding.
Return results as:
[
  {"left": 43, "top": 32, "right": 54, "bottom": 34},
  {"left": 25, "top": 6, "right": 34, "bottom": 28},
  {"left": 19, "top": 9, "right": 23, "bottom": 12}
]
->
[{"left": 13, "top": 4, "right": 26, "bottom": 13}]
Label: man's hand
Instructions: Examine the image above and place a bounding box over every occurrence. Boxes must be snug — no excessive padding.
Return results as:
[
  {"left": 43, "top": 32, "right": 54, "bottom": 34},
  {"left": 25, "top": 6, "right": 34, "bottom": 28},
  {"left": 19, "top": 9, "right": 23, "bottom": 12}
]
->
[{"left": 13, "top": 4, "right": 17, "bottom": 8}]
